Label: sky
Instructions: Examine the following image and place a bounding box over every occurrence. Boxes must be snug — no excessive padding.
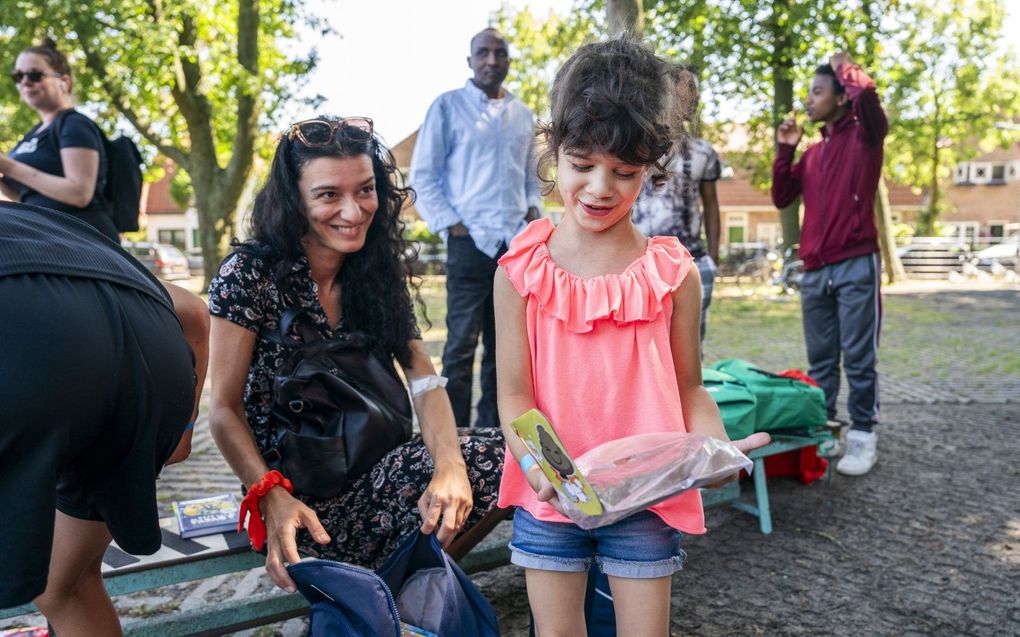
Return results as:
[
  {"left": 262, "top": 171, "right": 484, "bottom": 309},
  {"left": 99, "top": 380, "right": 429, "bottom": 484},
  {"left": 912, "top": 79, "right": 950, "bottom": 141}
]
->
[
  {"left": 295, "top": 0, "right": 1020, "bottom": 147},
  {"left": 293, "top": 0, "right": 574, "bottom": 147}
]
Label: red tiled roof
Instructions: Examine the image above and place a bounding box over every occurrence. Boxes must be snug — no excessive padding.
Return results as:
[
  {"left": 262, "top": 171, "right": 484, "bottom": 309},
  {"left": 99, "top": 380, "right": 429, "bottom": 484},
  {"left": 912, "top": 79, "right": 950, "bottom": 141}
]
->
[
  {"left": 392, "top": 129, "right": 418, "bottom": 169},
  {"left": 144, "top": 165, "right": 184, "bottom": 215},
  {"left": 973, "top": 142, "right": 1020, "bottom": 163}
]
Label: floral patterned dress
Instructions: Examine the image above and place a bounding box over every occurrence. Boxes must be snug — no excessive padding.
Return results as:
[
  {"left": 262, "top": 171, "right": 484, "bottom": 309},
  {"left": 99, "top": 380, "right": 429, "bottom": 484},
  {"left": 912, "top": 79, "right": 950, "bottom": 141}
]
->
[{"left": 208, "top": 248, "right": 503, "bottom": 568}]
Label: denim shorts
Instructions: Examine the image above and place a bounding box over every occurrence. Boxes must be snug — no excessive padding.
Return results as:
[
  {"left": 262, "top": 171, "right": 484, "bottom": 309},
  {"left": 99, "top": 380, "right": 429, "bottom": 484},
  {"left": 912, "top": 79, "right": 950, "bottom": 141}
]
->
[{"left": 509, "top": 508, "right": 686, "bottom": 578}]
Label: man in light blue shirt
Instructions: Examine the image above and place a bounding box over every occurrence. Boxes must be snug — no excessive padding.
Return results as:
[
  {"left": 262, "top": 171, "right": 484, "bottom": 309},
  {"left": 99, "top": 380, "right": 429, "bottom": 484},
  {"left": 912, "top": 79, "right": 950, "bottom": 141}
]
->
[{"left": 410, "top": 28, "right": 541, "bottom": 428}]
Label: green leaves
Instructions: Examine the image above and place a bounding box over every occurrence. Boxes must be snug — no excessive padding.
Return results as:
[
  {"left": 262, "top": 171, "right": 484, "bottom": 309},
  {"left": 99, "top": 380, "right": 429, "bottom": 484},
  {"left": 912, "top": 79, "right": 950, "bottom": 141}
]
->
[{"left": 0, "top": 0, "right": 319, "bottom": 277}]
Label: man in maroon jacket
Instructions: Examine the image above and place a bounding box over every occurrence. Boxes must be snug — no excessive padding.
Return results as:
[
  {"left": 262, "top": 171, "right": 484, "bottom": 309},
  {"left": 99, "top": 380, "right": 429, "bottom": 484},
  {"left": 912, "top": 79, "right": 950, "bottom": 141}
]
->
[{"left": 772, "top": 52, "right": 888, "bottom": 477}]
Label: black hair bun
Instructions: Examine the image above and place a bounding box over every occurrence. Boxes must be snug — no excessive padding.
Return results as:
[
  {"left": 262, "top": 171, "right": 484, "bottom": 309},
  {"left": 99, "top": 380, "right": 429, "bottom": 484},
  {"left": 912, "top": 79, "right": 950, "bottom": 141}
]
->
[{"left": 39, "top": 37, "right": 59, "bottom": 51}]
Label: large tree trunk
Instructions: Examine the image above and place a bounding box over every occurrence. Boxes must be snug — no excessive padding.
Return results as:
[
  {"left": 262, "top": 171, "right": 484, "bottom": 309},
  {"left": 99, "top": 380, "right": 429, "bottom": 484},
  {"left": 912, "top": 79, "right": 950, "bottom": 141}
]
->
[
  {"left": 608, "top": 0, "right": 643, "bottom": 36},
  {"left": 921, "top": 140, "right": 941, "bottom": 236},
  {"left": 919, "top": 95, "right": 943, "bottom": 236},
  {"left": 193, "top": 171, "right": 241, "bottom": 287},
  {"left": 770, "top": 0, "right": 801, "bottom": 251},
  {"left": 875, "top": 177, "right": 907, "bottom": 282}
]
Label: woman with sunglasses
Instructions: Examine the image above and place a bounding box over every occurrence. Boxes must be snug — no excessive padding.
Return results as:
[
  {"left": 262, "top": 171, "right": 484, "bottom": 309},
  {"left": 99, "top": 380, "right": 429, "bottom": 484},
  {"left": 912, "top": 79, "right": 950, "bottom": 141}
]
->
[
  {"left": 207, "top": 117, "right": 503, "bottom": 593},
  {"left": 0, "top": 38, "right": 118, "bottom": 241}
]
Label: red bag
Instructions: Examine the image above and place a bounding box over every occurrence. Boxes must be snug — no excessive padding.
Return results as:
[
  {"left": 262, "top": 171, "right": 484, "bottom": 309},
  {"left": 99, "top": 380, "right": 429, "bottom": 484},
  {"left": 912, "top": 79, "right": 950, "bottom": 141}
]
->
[
  {"left": 763, "top": 447, "right": 828, "bottom": 484},
  {"left": 779, "top": 369, "right": 819, "bottom": 387}
]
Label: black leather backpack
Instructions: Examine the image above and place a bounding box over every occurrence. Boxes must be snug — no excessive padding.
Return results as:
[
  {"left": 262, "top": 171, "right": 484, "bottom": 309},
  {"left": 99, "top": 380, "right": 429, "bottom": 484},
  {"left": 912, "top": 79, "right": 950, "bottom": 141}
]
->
[{"left": 261, "top": 309, "right": 413, "bottom": 499}]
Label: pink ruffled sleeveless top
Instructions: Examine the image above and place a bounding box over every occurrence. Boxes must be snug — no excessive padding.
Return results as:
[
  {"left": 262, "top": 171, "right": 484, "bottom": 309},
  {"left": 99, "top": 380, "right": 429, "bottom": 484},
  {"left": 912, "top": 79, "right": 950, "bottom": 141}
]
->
[{"left": 497, "top": 219, "right": 706, "bottom": 533}]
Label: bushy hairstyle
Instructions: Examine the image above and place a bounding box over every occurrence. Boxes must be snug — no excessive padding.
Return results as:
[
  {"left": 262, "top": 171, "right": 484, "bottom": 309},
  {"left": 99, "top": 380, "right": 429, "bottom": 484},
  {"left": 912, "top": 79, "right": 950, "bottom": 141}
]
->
[
  {"left": 21, "top": 37, "right": 72, "bottom": 76},
  {"left": 242, "top": 117, "right": 424, "bottom": 367},
  {"left": 815, "top": 64, "right": 846, "bottom": 95},
  {"left": 538, "top": 38, "right": 679, "bottom": 189}
]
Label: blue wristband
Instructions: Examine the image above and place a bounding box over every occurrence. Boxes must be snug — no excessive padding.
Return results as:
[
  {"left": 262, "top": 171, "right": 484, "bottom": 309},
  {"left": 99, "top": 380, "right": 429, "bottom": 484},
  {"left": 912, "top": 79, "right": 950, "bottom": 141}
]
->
[
  {"left": 183, "top": 421, "right": 195, "bottom": 433},
  {"left": 519, "top": 454, "right": 538, "bottom": 474}
]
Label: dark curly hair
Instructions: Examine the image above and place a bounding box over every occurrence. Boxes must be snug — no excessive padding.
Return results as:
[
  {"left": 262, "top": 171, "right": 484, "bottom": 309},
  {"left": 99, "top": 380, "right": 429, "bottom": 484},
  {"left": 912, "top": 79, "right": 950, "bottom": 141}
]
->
[
  {"left": 538, "top": 38, "right": 680, "bottom": 192},
  {"left": 241, "top": 117, "right": 424, "bottom": 367}
]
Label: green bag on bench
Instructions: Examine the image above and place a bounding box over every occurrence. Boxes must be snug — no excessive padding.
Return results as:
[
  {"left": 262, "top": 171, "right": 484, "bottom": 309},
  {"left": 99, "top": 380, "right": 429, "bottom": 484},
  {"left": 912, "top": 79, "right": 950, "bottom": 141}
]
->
[
  {"left": 709, "top": 359, "right": 827, "bottom": 433},
  {"left": 702, "top": 368, "right": 757, "bottom": 440}
]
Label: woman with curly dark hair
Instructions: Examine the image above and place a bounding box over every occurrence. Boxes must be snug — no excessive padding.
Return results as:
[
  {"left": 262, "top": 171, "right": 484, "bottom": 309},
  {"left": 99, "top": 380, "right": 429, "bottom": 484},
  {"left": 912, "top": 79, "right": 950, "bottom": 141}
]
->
[{"left": 207, "top": 117, "right": 503, "bottom": 594}]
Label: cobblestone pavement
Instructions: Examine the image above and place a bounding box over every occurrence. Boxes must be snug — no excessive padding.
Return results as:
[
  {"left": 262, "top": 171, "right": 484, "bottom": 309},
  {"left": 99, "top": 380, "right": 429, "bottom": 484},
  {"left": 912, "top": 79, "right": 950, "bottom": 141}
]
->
[
  {"left": 480, "top": 402, "right": 1020, "bottom": 636},
  {"left": 4, "top": 286, "right": 1018, "bottom": 635}
]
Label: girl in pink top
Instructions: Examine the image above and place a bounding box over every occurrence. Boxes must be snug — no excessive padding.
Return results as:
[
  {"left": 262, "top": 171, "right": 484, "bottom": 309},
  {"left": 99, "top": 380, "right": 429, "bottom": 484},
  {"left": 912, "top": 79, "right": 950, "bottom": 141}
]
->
[{"left": 494, "top": 39, "right": 769, "bottom": 636}]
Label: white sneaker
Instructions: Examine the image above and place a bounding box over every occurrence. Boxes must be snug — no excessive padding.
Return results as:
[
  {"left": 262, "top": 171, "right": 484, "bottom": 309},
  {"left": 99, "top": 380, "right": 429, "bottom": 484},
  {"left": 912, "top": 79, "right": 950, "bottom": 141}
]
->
[{"left": 836, "top": 429, "right": 877, "bottom": 476}]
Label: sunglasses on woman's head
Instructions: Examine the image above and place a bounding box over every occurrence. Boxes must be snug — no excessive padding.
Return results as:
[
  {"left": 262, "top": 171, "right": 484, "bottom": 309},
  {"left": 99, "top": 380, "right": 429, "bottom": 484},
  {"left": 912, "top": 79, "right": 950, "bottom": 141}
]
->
[
  {"left": 10, "top": 70, "right": 63, "bottom": 85},
  {"left": 287, "top": 117, "right": 374, "bottom": 147}
]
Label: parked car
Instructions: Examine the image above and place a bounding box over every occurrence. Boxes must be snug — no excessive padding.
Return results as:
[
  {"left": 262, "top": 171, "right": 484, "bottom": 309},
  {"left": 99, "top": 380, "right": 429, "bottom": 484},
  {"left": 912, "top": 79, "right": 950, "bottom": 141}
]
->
[
  {"left": 122, "top": 242, "right": 191, "bottom": 281},
  {"left": 186, "top": 250, "right": 205, "bottom": 276},
  {"left": 974, "top": 233, "right": 1019, "bottom": 272}
]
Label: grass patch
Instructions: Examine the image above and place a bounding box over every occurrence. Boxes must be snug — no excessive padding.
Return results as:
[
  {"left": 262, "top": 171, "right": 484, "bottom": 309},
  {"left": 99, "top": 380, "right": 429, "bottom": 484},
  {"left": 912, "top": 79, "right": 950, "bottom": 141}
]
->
[{"left": 411, "top": 279, "right": 1018, "bottom": 380}]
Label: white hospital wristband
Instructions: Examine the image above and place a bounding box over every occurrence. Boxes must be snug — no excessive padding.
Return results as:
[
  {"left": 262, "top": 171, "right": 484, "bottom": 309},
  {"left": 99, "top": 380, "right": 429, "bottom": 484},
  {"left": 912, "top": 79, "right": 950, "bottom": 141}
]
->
[{"left": 409, "top": 374, "right": 449, "bottom": 398}]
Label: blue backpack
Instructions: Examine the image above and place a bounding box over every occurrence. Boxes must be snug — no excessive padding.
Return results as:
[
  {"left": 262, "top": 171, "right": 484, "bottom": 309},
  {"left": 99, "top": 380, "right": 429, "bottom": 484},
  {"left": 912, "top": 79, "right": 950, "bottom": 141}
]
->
[{"left": 288, "top": 529, "right": 500, "bottom": 637}]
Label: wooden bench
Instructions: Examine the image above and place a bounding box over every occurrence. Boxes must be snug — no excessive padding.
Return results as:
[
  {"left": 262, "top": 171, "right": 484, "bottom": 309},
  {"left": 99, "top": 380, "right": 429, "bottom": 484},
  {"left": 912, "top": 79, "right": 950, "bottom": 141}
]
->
[
  {"left": 0, "top": 508, "right": 513, "bottom": 636},
  {"left": 701, "top": 429, "right": 834, "bottom": 534},
  {"left": 2, "top": 432, "right": 831, "bottom": 632}
]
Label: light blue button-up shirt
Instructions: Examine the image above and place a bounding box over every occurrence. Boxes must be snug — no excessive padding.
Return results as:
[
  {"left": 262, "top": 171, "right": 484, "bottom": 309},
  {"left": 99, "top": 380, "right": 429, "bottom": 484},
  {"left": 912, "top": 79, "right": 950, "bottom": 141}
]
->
[{"left": 410, "top": 80, "right": 543, "bottom": 258}]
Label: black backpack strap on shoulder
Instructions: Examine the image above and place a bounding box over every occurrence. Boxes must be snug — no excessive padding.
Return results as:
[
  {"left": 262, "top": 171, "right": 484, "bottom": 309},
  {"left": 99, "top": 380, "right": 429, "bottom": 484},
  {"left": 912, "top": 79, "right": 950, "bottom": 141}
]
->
[
  {"left": 46, "top": 108, "right": 77, "bottom": 149},
  {"left": 259, "top": 307, "right": 321, "bottom": 348}
]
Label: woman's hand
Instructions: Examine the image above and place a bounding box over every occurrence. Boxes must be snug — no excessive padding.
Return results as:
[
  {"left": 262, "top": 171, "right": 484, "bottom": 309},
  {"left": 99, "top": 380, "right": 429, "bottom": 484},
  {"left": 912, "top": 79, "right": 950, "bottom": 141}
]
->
[
  {"left": 260, "top": 487, "right": 330, "bottom": 593},
  {"left": 418, "top": 464, "right": 474, "bottom": 548}
]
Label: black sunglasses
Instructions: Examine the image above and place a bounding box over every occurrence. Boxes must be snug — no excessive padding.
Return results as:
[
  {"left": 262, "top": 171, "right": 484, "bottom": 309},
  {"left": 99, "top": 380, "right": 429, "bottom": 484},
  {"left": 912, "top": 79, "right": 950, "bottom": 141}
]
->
[
  {"left": 287, "top": 117, "right": 374, "bottom": 147},
  {"left": 10, "top": 69, "right": 63, "bottom": 85}
]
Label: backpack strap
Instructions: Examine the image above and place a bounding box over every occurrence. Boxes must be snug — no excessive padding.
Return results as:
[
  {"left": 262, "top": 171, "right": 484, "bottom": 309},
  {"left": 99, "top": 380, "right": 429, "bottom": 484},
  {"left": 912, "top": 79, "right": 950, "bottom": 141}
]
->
[
  {"left": 47, "top": 108, "right": 109, "bottom": 201},
  {"left": 259, "top": 307, "right": 321, "bottom": 348},
  {"left": 46, "top": 108, "right": 75, "bottom": 146}
]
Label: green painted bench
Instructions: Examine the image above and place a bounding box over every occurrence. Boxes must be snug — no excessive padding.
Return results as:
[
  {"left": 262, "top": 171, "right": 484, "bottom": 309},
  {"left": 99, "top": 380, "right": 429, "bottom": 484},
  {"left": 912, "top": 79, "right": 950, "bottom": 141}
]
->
[
  {"left": 2, "top": 432, "right": 831, "bottom": 632},
  {"left": 0, "top": 508, "right": 513, "bottom": 636},
  {"left": 701, "top": 429, "right": 834, "bottom": 534}
]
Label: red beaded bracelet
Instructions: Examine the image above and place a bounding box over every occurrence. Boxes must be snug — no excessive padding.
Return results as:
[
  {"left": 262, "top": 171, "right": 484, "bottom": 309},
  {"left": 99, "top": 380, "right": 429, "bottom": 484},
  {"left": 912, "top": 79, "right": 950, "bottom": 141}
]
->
[{"left": 238, "top": 469, "right": 293, "bottom": 551}]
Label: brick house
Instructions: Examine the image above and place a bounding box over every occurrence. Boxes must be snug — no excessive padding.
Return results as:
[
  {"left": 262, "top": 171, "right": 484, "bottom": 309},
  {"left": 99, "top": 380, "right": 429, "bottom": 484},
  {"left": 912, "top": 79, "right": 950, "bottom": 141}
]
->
[
  {"left": 140, "top": 164, "right": 201, "bottom": 252},
  {"left": 938, "top": 142, "right": 1020, "bottom": 242},
  {"left": 394, "top": 127, "right": 1020, "bottom": 251}
]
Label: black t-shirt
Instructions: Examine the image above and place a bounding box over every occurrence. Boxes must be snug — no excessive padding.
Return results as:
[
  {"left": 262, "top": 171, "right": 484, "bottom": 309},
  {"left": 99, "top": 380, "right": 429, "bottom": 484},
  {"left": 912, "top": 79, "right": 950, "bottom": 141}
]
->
[
  {"left": 5, "top": 109, "right": 117, "bottom": 240},
  {"left": 0, "top": 201, "right": 171, "bottom": 310}
]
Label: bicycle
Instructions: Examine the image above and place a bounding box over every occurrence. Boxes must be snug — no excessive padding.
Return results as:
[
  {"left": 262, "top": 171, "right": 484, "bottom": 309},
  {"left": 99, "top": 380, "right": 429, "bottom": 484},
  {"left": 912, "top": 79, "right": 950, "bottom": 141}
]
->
[{"left": 735, "top": 246, "right": 803, "bottom": 296}]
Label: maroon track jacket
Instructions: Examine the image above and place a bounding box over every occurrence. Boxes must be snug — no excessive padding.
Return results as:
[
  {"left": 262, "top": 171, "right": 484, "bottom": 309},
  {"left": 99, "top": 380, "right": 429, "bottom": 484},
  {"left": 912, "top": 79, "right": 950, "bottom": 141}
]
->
[{"left": 771, "top": 64, "right": 889, "bottom": 271}]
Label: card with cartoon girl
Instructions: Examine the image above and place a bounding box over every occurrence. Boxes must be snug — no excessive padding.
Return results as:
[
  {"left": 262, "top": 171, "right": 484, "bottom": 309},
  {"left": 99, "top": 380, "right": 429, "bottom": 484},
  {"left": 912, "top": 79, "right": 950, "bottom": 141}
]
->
[{"left": 509, "top": 409, "right": 604, "bottom": 517}]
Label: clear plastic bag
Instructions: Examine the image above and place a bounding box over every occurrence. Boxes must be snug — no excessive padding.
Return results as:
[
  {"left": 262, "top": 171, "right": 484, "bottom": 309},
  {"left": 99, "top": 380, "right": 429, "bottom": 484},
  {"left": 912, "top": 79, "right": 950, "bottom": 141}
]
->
[{"left": 558, "top": 432, "right": 753, "bottom": 529}]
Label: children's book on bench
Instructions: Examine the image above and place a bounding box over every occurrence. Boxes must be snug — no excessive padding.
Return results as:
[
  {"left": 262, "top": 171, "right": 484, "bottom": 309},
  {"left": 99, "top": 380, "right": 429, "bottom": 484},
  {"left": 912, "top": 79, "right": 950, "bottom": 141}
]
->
[
  {"left": 510, "top": 409, "right": 753, "bottom": 530},
  {"left": 172, "top": 493, "right": 241, "bottom": 539}
]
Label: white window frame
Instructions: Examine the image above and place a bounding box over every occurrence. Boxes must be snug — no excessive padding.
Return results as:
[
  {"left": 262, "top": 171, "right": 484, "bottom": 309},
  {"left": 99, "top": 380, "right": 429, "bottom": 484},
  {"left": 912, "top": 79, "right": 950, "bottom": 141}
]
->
[
  {"left": 725, "top": 212, "right": 748, "bottom": 246},
  {"left": 755, "top": 222, "right": 782, "bottom": 247},
  {"left": 945, "top": 221, "right": 980, "bottom": 243},
  {"left": 971, "top": 163, "right": 992, "bottom": 185}
]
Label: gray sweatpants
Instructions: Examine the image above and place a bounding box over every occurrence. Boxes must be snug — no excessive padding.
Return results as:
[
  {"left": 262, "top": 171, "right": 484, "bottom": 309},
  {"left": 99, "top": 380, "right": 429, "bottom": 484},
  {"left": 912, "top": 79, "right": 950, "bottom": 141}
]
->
[{"left": 800, "top": 253, "right": 881, "bottom": 428}]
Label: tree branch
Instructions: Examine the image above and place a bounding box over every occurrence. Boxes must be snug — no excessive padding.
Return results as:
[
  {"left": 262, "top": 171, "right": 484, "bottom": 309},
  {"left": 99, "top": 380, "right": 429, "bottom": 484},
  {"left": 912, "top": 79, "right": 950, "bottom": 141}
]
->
[
  {"left": 73, "top": 25, "right": 189, "bottom": 167},
  {"left": 168, "top": 9, "right": 218, "bottom": 172},
  {"left": 225, "top": 0, "right": 260, "bottom": 200}
]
